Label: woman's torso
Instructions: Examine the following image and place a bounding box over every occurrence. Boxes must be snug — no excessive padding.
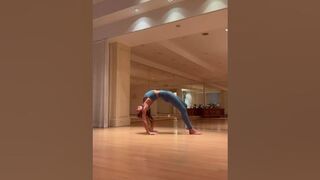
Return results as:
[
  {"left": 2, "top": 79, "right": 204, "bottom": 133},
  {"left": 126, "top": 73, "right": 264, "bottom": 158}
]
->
[
  {"left": 144, "top": 90, "right": 173, "bottom": 102},
  {"left": 143, "top": 90, "right": 158, "bottom": 102}
]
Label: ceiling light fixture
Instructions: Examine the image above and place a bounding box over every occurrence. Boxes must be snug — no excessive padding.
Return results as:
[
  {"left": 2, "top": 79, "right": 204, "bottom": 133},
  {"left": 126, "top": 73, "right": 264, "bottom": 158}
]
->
[
  {"left": 225, "top": 28, "right": 228, "bottom": 32},
  {"left": 134, "top": 8, "right": 140, "bottom": 13}
]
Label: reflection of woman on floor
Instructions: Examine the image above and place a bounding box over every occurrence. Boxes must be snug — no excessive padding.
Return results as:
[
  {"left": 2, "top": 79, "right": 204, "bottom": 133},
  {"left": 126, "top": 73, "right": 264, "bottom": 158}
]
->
[{"left": 137, "top": 90, "right": 201, "bottom": 135}]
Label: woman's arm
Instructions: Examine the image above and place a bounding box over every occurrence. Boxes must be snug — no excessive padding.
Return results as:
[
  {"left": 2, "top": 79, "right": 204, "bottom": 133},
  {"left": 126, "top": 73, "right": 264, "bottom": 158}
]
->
[
  {"left": 142, "top": 104, "right": 156, "bottom": 135},
  {"left": 149, "top": 119, "right": 154, "bottom": 131},
  {"left": 147, "top": 117, "right": 159, "bottom": 133}
]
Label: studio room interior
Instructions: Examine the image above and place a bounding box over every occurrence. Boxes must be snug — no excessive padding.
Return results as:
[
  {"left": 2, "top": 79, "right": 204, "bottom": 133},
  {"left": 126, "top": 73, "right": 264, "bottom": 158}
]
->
[
  {"left": 2, "top": 0, "right": 319, "bottom": 180},
  {"left": 92, "top": 1, "right": 228, "bottom": 179}
]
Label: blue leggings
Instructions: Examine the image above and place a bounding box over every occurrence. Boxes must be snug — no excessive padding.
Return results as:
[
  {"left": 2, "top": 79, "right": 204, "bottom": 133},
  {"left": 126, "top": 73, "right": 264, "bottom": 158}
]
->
[{"left": 159, "top": 90, "right": 193, "bottom": 129}]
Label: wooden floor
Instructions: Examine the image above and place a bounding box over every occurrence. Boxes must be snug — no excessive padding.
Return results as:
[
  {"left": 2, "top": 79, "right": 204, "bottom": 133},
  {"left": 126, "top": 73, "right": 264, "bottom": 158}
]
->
[{"left": 93, "top": 119, "right": 228, "bottom": 180}]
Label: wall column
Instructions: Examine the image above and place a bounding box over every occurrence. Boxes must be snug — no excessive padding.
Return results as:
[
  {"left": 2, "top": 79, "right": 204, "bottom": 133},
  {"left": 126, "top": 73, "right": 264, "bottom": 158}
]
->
[
  {"left": 220, "top": 90, "right": 228, "bottom": 115},
  {"left": 109, "top": 42, "right": 131, "bottom": 127}
]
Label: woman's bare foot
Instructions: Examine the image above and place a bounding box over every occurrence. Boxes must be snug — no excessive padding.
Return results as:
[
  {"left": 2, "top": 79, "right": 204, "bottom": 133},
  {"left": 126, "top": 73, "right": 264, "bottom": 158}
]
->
[
  {"left": 147, "top": 131, "right": 157, "bottom": 135},
  {"left": 189, "top": 128, "right": 202, "bottom": 135}
]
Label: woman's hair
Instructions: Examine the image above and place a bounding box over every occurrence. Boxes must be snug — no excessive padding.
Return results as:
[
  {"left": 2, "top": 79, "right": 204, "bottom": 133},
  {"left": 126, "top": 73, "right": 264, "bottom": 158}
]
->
[{"left": 137, "top": 104, "right": 153, "bottom": 120}]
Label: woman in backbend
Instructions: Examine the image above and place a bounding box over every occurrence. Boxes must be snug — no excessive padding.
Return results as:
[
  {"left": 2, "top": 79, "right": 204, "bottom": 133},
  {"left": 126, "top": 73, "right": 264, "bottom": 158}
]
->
[{"left": 137, "top": 90, "right": 201, "bottom": 135}]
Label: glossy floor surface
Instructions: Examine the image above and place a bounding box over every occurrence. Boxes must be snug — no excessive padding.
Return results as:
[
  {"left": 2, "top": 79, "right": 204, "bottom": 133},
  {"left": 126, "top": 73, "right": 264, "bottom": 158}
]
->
[{"left": 93, "top": 118, "right": 228, "bottom": 180}]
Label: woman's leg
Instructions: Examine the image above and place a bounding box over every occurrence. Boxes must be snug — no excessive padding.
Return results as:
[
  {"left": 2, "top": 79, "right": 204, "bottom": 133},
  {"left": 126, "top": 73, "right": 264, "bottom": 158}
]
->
[
  {"left": 173, "top": 96, "right": 201, "bottom": 134},
  {"left": 178, "top": 106, "right": 193, "bottom": 129},
  {"left": 160, "top": 91, "right": 201, "bottom": 134},
  {"left": 167, "top": 94, "right": 193, "bottom": 129}
]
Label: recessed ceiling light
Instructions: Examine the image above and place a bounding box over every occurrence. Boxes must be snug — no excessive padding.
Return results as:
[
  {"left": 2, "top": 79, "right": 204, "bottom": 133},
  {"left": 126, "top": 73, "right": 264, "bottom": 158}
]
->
[
  {"left": 202, "top": 32, "right": 209, "bottom": 36},
  {"left": 134, "top": 8, "right": 140, "bottom": 13},
  {"left": 140, "top": 0, "right": 151, "bottom": 3},
  {"left": 225, "top": 28, "right": 228, "bottom": 32}
]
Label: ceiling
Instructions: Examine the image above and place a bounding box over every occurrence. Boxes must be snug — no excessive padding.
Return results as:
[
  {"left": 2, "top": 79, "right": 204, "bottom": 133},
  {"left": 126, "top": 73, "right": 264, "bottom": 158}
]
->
[
  {"left": 93, "top": 0, "right": 184, "bottom": 26},
  {"left": 131, "top": 60, "right": 198, "bottom": 87},
  {"left": 93, "top": 0, "right": 227, "bottom": 41},
  {"left": 131, "top": 24, "right": 228, "bottom": 91},
  {"left": 94, "top": 1, "right": 228, "bottom": 91},
  {"left": 93, "top": 0, "right": 105, "bottom": 5}
]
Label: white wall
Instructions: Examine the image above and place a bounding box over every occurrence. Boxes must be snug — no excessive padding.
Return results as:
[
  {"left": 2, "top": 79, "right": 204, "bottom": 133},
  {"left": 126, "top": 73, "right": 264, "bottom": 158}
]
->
[
  {"left": 206, "top": 92, "right": 220, "bottom": 104},
  {"left": 191, "top": 92, "right": 205, "bottom": 106}
]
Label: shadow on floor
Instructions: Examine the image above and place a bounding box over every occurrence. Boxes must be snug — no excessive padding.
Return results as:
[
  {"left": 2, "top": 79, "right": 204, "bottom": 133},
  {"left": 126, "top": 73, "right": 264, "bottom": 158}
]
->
[{"left": 136, "top": 131, "right": 189, "bottom": 135}]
